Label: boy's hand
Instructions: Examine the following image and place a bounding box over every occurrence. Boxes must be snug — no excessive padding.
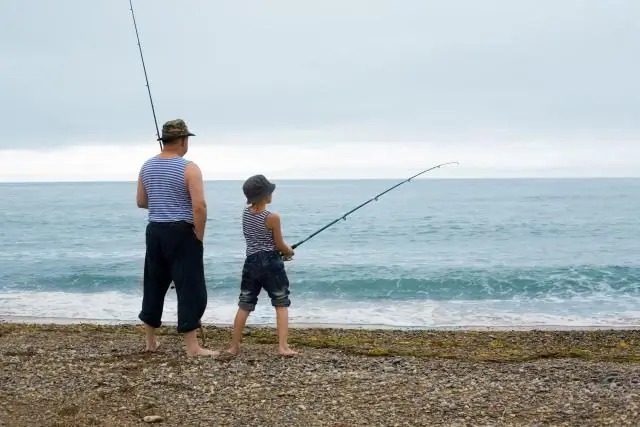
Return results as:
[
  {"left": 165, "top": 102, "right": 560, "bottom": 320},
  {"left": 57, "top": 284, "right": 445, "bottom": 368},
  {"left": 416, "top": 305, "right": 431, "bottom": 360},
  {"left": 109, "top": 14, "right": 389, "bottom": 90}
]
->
[{"left": 281, "top": 245, "right": 295, "bottom": 261}]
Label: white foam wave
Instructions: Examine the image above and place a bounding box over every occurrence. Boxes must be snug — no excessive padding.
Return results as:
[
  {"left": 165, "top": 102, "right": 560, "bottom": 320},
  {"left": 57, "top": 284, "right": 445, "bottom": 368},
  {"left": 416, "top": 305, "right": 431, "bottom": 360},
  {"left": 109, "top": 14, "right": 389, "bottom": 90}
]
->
[{"left": 1, "top": 291, "right": 640, "bottom": 328}]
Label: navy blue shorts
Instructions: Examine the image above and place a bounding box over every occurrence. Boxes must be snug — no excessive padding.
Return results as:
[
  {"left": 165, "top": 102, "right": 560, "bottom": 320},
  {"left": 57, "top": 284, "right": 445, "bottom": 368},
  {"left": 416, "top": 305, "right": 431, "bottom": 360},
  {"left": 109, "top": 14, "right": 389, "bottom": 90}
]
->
[
  {"left": 138, "top": 221, "right": 207, "bottom": 333},
  {"left": 238, "top": 250, "right": 291, "bottom": 312}
]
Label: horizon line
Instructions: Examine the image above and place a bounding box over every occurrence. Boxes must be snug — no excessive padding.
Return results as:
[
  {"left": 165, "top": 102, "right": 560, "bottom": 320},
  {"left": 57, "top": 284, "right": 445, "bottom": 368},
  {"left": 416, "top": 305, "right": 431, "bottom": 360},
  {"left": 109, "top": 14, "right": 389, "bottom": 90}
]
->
[{"left": 1, "top": 176, "right": 640, "bottom": 184}]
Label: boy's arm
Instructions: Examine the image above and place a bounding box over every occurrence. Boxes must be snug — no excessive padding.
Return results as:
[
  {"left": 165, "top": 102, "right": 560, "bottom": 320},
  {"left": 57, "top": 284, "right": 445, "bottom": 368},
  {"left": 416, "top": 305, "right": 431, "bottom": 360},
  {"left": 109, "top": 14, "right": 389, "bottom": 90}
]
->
[
  {"left": 136, "top": 171, "right": 148, "bottom": 209},
  {"left": 265, "top": 212, "right": 293, "bottom": 256},
  {"left": 185, "top": 162, "right": 207, "bottom": 241}
]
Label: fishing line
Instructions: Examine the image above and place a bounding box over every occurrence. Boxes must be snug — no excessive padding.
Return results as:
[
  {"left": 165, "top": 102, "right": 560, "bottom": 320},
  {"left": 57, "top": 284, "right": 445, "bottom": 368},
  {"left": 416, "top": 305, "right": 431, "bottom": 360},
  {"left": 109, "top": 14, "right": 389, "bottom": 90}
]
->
[
  {"left": 129, "top": 0, "right": 161, "bottom": 148},
  {"left": 290, "top": 162, "right": 459, "bottom": 251}
]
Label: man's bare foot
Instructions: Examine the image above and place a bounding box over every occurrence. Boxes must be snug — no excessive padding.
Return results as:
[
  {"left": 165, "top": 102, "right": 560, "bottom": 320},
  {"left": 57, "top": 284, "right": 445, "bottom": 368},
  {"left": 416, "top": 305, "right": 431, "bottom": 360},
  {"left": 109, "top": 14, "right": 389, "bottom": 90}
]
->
[
  {"left": 145, "top": 340, "right": 161, "bottom": 352},
  {"left": 227, "top": 346, "right": 240, "bottom": 356},
  {"left": 278, "top": 347, "right": 300, "bottom": 356},
  {"left": 186, "top": 347, "right": 220, "bottom": 357}
]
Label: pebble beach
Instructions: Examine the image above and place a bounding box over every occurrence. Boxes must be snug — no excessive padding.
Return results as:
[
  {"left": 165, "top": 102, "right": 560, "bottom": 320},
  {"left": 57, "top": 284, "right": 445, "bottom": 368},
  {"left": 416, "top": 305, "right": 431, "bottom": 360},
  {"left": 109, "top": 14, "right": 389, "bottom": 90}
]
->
[{"left": 1, "top": 323, "right": 639, "bottom": 426}]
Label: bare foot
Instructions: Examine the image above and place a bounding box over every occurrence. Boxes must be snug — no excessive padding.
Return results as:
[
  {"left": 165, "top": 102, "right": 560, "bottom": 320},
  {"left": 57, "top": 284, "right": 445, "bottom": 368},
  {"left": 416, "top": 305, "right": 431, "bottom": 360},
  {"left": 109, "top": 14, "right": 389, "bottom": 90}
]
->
[
  {"left": 227, "top": 346, "right": 240, "bottom": 357},
  {"left": 186, "top": 348, "right": 220, "bottom": 357},
  {"left": 145, "top": 340, "right": 161, "bottom": 352},
  {"left": 278, "top": 347, "right": 300, "bottom": 357}
]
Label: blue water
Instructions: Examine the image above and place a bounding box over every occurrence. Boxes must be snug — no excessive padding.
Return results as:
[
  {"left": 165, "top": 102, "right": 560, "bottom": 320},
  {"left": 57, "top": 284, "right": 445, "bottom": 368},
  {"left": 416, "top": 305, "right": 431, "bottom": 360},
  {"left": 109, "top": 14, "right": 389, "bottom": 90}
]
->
[{"left": 1, "top": 178, "right": 639, "bottom": 328}]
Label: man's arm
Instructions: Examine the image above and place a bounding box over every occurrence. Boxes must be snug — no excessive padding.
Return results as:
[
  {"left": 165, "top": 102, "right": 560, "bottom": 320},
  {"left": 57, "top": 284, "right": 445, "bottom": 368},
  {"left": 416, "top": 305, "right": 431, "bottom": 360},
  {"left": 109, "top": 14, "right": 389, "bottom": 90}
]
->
[
  {"left": 265, "top": 212, "right": 293, "bottom": 256},
  {"left": 185, "top": 162, "right": 207, "bottom": 241},
  {"left": 136, "top": 172, "right": 148, "bottom": 209}
]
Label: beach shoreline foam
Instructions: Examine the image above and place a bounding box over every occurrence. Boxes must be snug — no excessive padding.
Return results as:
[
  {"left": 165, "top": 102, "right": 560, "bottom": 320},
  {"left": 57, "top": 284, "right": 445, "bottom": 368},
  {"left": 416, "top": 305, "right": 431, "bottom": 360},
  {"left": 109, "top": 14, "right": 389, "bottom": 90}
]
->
[{"left": 4, "top": 289, "right": 640, "bottom": 330}]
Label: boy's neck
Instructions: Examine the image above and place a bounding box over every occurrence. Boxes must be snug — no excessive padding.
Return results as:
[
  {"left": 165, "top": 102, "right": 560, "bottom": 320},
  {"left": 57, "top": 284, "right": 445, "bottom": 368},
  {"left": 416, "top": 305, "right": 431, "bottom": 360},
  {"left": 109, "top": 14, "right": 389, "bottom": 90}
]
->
[{"left": 249, "top": 203, "right": 267, "bottom": 212}]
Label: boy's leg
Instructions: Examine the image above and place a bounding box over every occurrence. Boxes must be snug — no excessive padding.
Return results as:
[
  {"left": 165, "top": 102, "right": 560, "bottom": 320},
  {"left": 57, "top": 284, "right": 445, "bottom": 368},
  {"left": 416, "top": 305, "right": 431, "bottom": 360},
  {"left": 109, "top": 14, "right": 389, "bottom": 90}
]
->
[
  {"left": 170, "top": 223, "right": 218, "bottom": 357},
  {"left": 274, "top": 307, "right": 298, "bottom": 356},
  {"left": 262, "top": 256, "right": 299, "bottom": 356},
  {"left": 138, "top": 223, "right": 172, "bottom": 351},
  {"left": 229, "top": 259, "right": 261, "bottom": 355},
  {"left": 229, "top": 308, "right": 251, "bottom": 355}
]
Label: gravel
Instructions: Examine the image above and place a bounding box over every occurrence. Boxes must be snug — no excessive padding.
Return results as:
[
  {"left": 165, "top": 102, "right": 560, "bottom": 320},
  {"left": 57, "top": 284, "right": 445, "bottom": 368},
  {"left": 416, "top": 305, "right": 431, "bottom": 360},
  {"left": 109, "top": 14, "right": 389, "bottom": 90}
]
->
[{"left": 1, "top": 323, "right": 639, "bottom": 426}]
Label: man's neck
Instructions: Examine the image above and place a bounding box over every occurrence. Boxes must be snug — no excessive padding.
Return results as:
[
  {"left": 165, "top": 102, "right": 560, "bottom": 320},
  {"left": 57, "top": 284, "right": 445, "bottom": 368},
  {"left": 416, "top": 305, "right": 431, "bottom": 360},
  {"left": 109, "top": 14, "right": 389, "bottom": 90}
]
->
[{"left": 158, "top": 150, "right": 182, "bottom": 158}]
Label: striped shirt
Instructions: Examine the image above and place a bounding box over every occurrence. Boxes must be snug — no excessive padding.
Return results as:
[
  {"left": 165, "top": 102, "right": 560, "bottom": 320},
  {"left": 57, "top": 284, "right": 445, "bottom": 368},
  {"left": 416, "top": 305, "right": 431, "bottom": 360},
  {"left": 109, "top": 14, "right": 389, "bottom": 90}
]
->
[
  {"left": 242, "top": 207, "right": 276, "bottom": 256},
  {"left": 140, "top": 156, "right": 193, "bottom": 223}
]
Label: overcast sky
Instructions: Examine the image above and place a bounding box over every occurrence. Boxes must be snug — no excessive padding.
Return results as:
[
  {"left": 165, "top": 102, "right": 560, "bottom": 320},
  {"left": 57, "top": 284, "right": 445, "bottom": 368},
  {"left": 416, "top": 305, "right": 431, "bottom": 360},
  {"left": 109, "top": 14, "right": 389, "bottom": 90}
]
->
[{"left": 1, "top": 0, "right": 639, "bottom": 181}]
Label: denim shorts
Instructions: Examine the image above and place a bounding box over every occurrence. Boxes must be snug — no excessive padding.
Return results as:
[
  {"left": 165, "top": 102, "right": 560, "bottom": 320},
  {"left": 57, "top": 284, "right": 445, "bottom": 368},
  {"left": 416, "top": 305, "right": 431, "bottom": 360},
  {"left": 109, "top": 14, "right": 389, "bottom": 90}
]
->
[{"left": 238, "top": 250, "right": 291, "bottom": 312}]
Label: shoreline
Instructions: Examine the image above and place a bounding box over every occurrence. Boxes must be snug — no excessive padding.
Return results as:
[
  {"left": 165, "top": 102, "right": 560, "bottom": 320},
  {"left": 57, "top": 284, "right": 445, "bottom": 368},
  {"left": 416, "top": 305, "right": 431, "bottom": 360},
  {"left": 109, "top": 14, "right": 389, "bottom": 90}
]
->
[
  {"left": 2, "top": 321, "right": 639, "bottom": 362},
  {"left": 3, "top": 314, "right": 640, "bottom": 331}
]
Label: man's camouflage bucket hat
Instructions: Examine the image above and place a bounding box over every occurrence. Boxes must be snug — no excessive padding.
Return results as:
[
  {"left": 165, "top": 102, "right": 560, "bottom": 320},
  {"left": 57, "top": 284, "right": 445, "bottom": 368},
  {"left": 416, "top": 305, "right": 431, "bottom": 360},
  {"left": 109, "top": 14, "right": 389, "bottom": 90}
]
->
[{"left": 157, "top": 119, "right": 195, "bottom": 141}]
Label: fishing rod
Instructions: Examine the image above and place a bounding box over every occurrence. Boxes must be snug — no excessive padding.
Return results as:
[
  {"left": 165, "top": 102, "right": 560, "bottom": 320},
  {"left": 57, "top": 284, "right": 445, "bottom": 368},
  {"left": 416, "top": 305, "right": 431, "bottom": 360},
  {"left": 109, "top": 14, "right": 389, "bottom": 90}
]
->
[
  {"left": 128, "top": 3, "right": 193, "bottom": 311},
  {"left": 290, "top": 161, "right": 459, "bottom": 251},
  {"left": 129, "top": 0, "right": 167, "bottom": 285},
  {"left": 127, "top": 3, "right": 208, "bottom": 345},
  {"left": 129, "top": 0, "right": 162, "bottom": 148}
]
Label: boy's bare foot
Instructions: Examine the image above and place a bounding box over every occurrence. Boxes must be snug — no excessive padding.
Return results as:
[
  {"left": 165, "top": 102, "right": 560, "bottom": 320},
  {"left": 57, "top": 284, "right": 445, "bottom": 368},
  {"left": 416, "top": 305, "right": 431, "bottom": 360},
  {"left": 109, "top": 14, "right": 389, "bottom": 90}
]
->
[
  {"left": 145, "top": 340, "right": 161, "bottom": 352},
  {"left": 186, "top": 348, "right": 220, "bottom": 357},
  {"left": 278, "top": 347, "right": 300, "bottom": 356}
]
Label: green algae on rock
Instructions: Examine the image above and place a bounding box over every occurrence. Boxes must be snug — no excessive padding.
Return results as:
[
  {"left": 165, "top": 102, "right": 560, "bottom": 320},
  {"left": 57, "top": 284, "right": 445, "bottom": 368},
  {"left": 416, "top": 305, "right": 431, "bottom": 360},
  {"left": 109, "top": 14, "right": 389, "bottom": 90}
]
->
[{"left": 1, "top": 322, "right": 638, "bottom": 362}]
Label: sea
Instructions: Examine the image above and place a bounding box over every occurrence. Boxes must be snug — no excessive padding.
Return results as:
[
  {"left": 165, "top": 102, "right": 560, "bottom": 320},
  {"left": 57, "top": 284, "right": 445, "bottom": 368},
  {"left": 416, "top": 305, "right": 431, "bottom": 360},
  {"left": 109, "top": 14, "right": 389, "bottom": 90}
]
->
[{"left": 1, "top": 178, "right": 639, "bottom": 329}]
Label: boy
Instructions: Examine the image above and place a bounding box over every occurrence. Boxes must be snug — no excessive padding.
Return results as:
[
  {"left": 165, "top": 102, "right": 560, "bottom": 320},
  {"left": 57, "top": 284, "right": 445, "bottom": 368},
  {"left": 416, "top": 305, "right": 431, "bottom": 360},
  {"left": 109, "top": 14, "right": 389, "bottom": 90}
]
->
[{"left": 228, "top": 174, "right": 299, "bottom": 356}]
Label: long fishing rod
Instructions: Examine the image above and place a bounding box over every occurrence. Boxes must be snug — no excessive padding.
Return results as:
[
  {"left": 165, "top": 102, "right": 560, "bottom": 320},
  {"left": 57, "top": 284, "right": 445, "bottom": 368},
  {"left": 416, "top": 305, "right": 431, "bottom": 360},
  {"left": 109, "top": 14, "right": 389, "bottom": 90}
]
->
[
  {"left": 128, "top": 3, "right": 206, "bottom": 341},
  {"left": 128, "top": 3, "right": 196, "bottom": 321},
  {"left": 291, "top": 161, "right": 459, "bottom": 250},
  {"left": 129, "top": 0, "right": 162, "bottom": 148}
]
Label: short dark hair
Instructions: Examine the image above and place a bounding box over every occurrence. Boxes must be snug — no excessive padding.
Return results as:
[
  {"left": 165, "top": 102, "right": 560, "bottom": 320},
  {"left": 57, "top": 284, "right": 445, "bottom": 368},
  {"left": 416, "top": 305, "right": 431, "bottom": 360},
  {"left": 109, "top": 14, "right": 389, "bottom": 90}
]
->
[
  {"left": 160, "top": 135, "right": 184, "bottom": 145},
  {"left": 242, "top": 174, "right": 276, "bottom": 204}
]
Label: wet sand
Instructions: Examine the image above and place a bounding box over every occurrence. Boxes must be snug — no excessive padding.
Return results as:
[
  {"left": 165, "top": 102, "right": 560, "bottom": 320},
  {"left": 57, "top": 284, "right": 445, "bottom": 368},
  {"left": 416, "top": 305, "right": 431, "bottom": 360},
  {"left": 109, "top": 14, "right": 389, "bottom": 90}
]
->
[{"left": 1, "top": 322, "right": 639, "bottom": 426}]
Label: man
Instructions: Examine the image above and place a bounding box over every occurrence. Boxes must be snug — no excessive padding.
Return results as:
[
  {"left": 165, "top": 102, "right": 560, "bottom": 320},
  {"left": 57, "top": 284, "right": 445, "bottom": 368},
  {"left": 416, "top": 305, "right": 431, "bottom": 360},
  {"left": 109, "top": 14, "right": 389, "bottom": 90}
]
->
[{"left": 136, "top": 118, "right": 218, "bottom": 357}]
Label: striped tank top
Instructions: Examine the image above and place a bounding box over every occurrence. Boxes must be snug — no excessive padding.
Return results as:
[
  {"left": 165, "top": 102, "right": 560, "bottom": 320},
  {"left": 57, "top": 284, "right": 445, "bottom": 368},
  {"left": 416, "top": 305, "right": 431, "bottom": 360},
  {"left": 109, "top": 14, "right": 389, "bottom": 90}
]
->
[
  {"left": 140, "top": 156, "right": 193, "bottom": 223},
  {"left": 242, "top": 207, "right": 276, "bottom": 256}
]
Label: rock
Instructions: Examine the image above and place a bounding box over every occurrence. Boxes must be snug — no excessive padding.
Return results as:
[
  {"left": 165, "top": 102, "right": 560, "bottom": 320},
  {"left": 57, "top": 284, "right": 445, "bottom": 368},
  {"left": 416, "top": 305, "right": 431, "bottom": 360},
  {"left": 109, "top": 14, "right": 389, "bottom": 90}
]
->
[{"left": 143, "top": 415, "right": 164, "bottom": 423}]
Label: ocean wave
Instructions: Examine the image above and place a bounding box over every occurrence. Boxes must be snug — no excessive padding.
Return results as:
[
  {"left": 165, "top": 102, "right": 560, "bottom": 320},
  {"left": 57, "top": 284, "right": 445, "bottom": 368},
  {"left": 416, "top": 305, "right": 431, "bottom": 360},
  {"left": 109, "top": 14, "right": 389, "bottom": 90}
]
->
[{"left": 2, "top": 265, "right": 639, "bottom": 301}]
